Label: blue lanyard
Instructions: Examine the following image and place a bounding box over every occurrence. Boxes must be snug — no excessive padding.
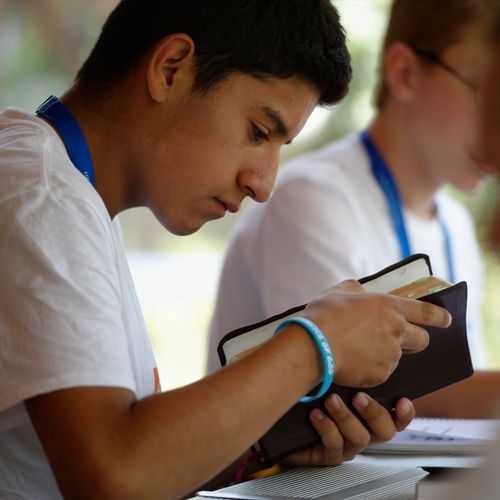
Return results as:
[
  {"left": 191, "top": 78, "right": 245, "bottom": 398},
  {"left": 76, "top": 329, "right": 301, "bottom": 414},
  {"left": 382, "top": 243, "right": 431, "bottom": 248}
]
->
[
  {"left": 359, "top": 131, "right": 456, "bottom": 283},
  {"left": 36, "top": 96, "right": 95, "bottom": 188}
]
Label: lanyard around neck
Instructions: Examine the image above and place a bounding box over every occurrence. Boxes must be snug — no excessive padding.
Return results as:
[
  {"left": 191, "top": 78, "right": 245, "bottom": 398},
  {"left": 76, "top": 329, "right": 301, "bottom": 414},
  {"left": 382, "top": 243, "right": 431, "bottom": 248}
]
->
[
  {"left": 36, "top": 95, "right": 95, "bottom": 188},
  {"left": 359, "top": 131, "right": 456, "bottom": 283}
]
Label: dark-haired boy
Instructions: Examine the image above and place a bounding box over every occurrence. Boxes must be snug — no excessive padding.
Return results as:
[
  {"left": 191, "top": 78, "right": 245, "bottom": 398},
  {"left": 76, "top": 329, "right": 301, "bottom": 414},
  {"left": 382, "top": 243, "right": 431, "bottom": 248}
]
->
[{"left": 0, "top": 1, "right": 450, "bottom": 498}]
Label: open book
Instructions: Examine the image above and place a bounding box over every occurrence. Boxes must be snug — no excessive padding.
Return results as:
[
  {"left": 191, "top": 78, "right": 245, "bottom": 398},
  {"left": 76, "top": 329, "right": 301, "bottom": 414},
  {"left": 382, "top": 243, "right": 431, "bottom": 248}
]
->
[
  {"left": 217, "top": 254, "right": 473, "bottom": 465},
  {"left": 195, "top": 463, "right": 429, "bottom": 500}
]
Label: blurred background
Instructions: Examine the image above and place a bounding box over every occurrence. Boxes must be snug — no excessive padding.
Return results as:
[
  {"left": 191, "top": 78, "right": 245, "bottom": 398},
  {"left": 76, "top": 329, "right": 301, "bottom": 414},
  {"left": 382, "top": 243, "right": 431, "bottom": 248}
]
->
[{"left": 1, "top": 0, "right": 499, "bottom": 390}]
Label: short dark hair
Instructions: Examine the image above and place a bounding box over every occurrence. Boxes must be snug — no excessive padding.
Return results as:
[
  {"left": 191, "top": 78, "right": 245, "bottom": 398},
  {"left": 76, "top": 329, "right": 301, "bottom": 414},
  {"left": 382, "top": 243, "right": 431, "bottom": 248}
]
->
[
  {"left": 75, "top": 0, "right": 351, "bottom": 106},
  {"left": 376, "top": 0, "right": 499, "bottom": 109}
]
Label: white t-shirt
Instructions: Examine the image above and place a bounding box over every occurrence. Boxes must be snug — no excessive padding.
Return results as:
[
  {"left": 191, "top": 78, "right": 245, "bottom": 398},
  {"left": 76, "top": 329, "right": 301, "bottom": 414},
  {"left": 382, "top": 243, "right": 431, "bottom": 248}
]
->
[
  {"left": 0, "top": 108, "right": 159, "bottom": 498},
  {"left": 207, "top": 134, "right": 486, "bottom": 372}
]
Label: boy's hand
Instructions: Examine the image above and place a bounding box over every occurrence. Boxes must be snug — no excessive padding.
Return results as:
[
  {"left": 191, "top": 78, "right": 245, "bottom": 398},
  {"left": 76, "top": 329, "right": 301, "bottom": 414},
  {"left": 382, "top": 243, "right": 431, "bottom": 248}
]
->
[
  {"left": 284, "top": 393, "right": 414, "bottom": 466},
  {"left": 303, "top": 280, "right": 452, "bottom": 388}
]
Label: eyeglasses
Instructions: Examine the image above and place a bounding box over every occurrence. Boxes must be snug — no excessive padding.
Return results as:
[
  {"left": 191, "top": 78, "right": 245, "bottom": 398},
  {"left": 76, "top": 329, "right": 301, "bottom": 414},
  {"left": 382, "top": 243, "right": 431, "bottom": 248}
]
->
[{"left": 410, "top": 45, "right": 479, "bottom": 103}]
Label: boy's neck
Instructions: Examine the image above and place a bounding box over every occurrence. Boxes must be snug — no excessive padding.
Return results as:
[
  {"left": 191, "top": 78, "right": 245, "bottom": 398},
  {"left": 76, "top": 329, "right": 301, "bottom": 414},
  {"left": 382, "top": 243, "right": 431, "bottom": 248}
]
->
[
  {"left": 367, "top": 109, "right": 441, "bottom": 220},
  {"left": 60, "top": 85, "right": 142, "bottom": 219}
]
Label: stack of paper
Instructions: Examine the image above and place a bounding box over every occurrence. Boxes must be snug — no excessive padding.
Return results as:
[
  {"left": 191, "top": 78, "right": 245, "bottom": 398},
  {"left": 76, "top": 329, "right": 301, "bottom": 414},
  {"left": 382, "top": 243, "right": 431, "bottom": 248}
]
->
[
  {"left": 355, "top": 417, "right": 500, "bottom": 469},
  {"left": 406, "top": 417, "right": 500, "bottom": 440},
  {"left": 195, "top": 463, "right": 428, "bottom": 500}
]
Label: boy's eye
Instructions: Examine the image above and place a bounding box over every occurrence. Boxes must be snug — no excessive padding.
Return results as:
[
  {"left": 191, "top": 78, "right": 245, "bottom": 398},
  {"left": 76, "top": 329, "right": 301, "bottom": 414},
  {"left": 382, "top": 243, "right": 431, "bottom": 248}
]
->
[{"left": 252, "top": 124, "right": 270, "bottom": 142}]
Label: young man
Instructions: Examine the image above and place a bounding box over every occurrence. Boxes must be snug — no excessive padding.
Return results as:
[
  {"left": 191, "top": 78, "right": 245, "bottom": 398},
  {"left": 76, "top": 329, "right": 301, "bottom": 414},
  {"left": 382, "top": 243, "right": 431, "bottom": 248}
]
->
[
  {"left": 0, "top": 1, "right": 452, "bottom": 498},
  {"left": 208, "top": 0, "right": 500, "bottom": 419}
]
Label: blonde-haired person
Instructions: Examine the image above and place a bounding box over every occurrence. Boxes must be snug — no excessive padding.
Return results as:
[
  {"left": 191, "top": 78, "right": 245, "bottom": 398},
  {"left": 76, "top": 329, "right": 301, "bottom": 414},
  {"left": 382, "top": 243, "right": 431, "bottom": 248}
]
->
[
  {"left": 426, "top": 32, "right": 500, "bottom": 500},
  {"left": 455, "top": 21, "right": 500, "bottom": 497},
  {"left": 208, "top": 0, "right": 500, "bottom": 418}
]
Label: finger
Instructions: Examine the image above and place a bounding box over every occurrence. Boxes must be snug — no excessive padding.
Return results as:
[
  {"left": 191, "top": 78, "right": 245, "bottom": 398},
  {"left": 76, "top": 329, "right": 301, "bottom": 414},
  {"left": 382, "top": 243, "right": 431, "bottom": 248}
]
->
[
  {"left": 323, "top": 394, "right": 370, "bottom": 456},
  {"left": 400, "top": 323, "right": 430, "bottom": 354},
  {"left": 351, "top": 392, "right": 397, "bottom": 443},
  {"left": 397, "top": 297, "right": 452, "bottom": 328},
  {"left": 286, "top": 406, "right": 346, "bottom": 467},
  {"left": 293, "top": 407, "right": 345, "bottom": 466},
  {"left": 309, "top": 406, "right": 344, "bottom": 453},
  {"left": 330, "top": 279, "right": 364, "bottom": 294},
  {"left": 392, "top": 398, "right": 415, "bottom": 432}
]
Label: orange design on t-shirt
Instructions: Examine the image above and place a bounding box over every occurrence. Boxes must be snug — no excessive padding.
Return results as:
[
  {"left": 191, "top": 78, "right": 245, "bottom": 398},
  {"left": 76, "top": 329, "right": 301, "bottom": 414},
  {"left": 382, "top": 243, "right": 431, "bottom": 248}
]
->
[{"left": 153, "top": 367, "right": 162, "bottom": 393}]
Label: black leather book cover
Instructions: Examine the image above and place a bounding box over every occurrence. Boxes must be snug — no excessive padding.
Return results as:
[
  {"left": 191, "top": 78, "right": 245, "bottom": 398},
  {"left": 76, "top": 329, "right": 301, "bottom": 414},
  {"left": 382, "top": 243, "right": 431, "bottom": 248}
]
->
[{"left": 217, "top": 255, "right": 473, "bottom": 466}]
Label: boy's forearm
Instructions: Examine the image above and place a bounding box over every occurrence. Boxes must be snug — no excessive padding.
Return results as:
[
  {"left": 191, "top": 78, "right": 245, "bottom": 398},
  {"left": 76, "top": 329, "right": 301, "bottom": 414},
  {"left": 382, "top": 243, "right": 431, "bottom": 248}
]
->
[{"left": 27, "top": 324, "right": 320, "bottom": 500}]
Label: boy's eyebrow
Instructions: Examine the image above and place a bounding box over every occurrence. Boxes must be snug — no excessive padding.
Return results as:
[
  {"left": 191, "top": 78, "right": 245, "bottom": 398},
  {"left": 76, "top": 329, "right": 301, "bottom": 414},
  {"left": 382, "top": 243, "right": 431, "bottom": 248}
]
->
[{"left": 262, "top": 106, "right": 293, "bottom": 144}]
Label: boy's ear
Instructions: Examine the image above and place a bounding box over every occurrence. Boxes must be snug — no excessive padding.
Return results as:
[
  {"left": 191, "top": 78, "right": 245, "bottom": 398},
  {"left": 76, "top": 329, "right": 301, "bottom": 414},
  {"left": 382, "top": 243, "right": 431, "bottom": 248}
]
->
[
  {"left": 146, "top": 33, "right": 196, "bottom": 103},
  {"left": 383, "top": 42, "right": 420, "bottom": 104}
]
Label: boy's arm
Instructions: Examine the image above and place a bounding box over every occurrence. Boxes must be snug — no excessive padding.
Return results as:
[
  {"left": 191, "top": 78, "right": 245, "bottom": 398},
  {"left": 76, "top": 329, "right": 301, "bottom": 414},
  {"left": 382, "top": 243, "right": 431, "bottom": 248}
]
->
[{"left": 26, "top": 284, "right": 449, "bottom": 500}]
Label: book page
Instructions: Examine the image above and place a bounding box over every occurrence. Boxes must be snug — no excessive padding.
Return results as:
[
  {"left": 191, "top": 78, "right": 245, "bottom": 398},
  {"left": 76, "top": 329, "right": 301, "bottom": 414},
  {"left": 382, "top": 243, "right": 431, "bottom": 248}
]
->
[
  {"left": 362, "top": 417, "right": 500, "bottom": 456},
  {"left": 361, "top": 256, "right": 431, "bottom": 293},
  {"left": 197, "top": 463, "right": 428, "bottom": 500},
  {"left": 353, "top": 453, "right": 485, "bottom": 469},
  {"left": 407, "top": 417, "right": 500, "bottom": 440},
  {"left": 389, "top": 276, "right": 451, "bottom": 299}
]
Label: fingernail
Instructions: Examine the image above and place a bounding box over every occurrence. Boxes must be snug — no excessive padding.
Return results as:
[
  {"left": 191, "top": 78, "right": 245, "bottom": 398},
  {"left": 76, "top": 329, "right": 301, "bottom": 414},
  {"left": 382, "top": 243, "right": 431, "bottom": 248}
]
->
[
  {"left": 311, "top": 408, "right": 324, "bottom": 421},
  {"left": 446, "top": 313, "right": 452, "bottom": 327},
  {"left": 327, "top": 394, "right": 342, "bottom": 411},
  {"left": 354, "top": 392, "right": 369, "bottom": 409},
  {"left": 400, "top": 399, "right": 411, "bottom": 414}
]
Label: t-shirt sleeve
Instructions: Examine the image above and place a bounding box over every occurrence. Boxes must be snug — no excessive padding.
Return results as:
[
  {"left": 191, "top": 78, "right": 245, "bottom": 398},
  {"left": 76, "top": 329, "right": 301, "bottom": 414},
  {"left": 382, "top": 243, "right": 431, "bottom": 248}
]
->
[{"left": 0, "top": 187, "right": 136, "bottom": 415}]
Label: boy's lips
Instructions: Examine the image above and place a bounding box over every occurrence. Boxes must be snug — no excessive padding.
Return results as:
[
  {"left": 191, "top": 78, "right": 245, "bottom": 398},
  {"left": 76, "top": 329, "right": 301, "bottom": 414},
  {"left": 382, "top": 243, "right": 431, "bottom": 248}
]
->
[
  {"left": 214, "top": 198, "right": 239, "bottom": 214},
  {"left": 216, "top": 198, "right": 239, "bottom": 213}
]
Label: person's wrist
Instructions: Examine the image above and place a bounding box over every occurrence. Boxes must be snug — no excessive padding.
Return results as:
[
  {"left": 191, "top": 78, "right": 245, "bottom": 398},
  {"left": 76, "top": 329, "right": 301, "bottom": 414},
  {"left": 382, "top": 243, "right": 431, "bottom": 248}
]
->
[
  {"left": 274, "top": 317, "right": 335, "bottom": 403},
  {"left": 273, "top": 322, "right": 323, "bottom": 386}
]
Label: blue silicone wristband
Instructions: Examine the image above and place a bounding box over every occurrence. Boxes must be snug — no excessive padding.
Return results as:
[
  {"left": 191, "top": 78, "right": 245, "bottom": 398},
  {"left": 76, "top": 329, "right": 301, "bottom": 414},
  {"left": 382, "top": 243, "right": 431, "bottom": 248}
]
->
[{"left": 274, "top": 317, "right": 334, "bottom": 403}]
